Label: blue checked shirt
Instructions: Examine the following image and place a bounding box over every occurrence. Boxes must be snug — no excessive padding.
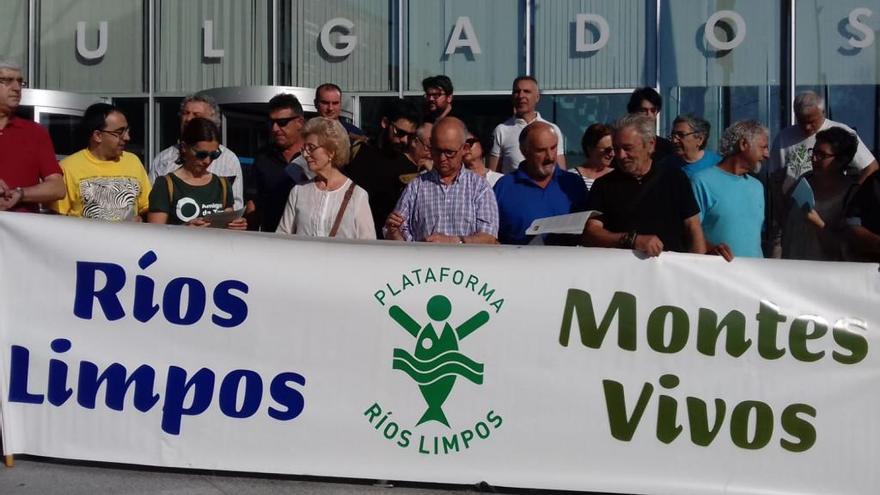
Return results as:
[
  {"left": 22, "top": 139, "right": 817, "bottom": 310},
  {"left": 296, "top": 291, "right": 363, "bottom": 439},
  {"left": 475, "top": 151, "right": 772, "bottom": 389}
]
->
[{"left": 392, "top": 167, "right": 499, "bottom": 241}]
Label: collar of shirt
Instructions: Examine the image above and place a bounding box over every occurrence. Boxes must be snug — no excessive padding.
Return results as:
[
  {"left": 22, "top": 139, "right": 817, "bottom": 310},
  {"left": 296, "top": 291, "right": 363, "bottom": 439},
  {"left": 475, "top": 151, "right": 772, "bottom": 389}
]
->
[
  {"left": 512, "top": 165, "right": 563, "bottom": 187},
  {"left": 514, "top": 112, "right": 544, "bottom": 126},
  {"left": 427, "top": 166, "right": 466, "bottom": 185}
]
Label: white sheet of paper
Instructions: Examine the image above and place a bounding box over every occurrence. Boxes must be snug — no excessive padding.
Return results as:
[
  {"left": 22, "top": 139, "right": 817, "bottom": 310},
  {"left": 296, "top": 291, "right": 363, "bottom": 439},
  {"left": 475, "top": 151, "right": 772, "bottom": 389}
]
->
[{"left": 525, "top": 210, "right": 602, "bottom": 236}]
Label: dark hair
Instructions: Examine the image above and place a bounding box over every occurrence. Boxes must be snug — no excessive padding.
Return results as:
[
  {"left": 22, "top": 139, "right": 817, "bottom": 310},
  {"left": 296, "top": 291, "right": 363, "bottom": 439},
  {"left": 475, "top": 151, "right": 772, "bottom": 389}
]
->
[
  {"left": 176, "top": 118, "right": 221, "bottom": 164},
  {"left": 422, "top": 75, "right": 454, "bottom": 95},
  {"left": 512, "top": 75, "right": 539, "bottom": 91},
  {"left": 268, "top": 93, "right": 303, "bottom": 116},
  {"left": 580, "top": 123, "right": 613, "bottom": 155},
  {"left": 815, "top": 127, "right": 858, "bottom": 170},
  {"left": 315, "top": 83, "right": 342, "bottom": 97},
  {"left": 382, "top": 98, "right": 422, "bottom": 127},
  {"left": 627, "top": 87, "right": 663, "bottom": 113},
  {"left": 80, "top": 103, "right": 122, "bottom": 146}
]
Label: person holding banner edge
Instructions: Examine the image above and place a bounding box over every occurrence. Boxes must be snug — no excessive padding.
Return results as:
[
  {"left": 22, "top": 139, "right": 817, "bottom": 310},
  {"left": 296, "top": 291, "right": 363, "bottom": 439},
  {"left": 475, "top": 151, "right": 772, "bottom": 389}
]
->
[{"left": 582, "top": 114, "right": 708, "bottom": 258}]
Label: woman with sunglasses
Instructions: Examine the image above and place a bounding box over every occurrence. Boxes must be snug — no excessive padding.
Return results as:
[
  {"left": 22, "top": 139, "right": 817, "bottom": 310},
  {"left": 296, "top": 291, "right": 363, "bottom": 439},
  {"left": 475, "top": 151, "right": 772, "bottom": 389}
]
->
[
  {"left": 569, "top": 123, "right": 614, "bottom": 191},
  {"left": 781, "top": 126, "right": 859, "bottom": 260},
  {"left": 147, "top": 118, "right": 246, "bottom": 229},
  {"left": 276, "top": 117, "right": 375, "bottom": 239}
]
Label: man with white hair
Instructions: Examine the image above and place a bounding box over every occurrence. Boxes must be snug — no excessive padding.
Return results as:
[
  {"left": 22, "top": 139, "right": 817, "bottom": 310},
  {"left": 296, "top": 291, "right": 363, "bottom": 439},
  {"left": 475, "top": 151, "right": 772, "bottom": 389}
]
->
[
  {"left": 582, "top": 114, "right": 706, "bottom": 257},
  {"left": 149, "top": 94, "right": 244, "bottom": 210},
  {"left": 690, "top": 121, "right": 769, "bottom": 259},
  {"left": 0, "top": 60, "right": 64, "bottom": 212},
  {"left": 769, "top": 91, "right": 877, "bottom": 193}
]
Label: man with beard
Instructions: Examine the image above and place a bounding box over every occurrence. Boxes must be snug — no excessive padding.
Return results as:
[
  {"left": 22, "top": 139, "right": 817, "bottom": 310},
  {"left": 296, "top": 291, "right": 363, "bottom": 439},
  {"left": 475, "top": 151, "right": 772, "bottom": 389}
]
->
[
  {"left": 246, "top": 93, "right": 310, "bottom": 232},
  {"left": 345, "top": 98, "right": 422, "bottom": 238},
  {"left": 582, "top": 114, "right": 706, "bottom": 257},
  {"left": 493, "top": 122, "right": 587, "bottom": 245},
  {"left": 53, "top": 103, "right": 151, "bottom": 221},
  {"left": 690, "top": 121, "right": 768, "bottom": 259},
  {"left": 0, "top": 60, "right": 64, "bottom": 212},
  {"left": 422, "top": 75, "right": 455, "bottom": 124}
]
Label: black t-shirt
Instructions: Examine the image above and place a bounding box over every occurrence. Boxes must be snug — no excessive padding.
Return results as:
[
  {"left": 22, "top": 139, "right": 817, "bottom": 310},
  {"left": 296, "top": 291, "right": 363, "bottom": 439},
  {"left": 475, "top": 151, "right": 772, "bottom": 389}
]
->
[
  {"left": 246, "top": 146, "right": 309, "bottom": 232},
  {"left": 847, "top": 171, "right": 880, "bottom": 234},
  {"left": 345, "top": 141, "right": 418, "bottom": 238},
  {"left": 587, "top": 163, "right": 700, "bottom": 252},
  {"left": 653, "top": 136, "right": 677, "bottom": 164}
]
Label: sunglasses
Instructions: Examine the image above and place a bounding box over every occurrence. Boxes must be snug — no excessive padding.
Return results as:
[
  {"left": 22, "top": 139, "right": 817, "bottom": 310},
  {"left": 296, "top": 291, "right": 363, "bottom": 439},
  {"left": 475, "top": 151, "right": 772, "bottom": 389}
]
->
[
  {"left": 389, "top": 123, "right": 417, "bottom": 141},
  {"left": 808, "top": 147, "right": 836, "bottom": 161},
  {"left": 268, "top": 116, "right": 301, "bottom": 128},
  {"left": 191, "top": 148, "right": 223, "bottom": 161},
  {"left": 465, "top": 137, "right": 480, "bottom": 146}
]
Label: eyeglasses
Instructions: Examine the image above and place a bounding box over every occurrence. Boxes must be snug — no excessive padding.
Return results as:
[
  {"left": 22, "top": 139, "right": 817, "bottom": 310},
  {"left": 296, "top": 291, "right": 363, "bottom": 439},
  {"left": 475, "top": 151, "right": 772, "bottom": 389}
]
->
[
  {"left": 389, "top": 123, "right": 417, "bottom": 141},
  {"left": 190, "top": 148, "right": 222, "bottom": 161},
  {"left": 99, "top": 127, "right": 130, "bottom": 138},
  {"left": 432, "top": 145, "right": 463, "bottom": 160},
  {"left": 808, "top": 147, "right": 836, "bottom": 160},
  {"left": 268, "top": 116, "right": 301, "bottom": 128},
  {"left": 669, "top": 131, "right": 698, "bottom": 140},
  {"left": 0, "top": 77, "right": 27, "bottom": 87},
  {"left": 302, "top": 143, "right": 323, "bottom": 155},
  {"left": 425, "top": 90, "right": 446, "bottom": 100}
]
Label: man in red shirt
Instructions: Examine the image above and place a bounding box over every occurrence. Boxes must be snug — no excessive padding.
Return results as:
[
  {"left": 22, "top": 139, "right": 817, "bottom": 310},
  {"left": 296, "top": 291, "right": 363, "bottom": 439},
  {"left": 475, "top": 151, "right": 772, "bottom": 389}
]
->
[{"left": 0, "top": 60, "right": 64, "bottom": 212}]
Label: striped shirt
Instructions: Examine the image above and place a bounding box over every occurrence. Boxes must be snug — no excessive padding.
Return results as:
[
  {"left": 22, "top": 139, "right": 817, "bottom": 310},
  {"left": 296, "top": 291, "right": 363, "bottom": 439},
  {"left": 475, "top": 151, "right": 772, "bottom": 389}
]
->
[{"left": 393, "top": 167, "right": 499, "bottom": 241}]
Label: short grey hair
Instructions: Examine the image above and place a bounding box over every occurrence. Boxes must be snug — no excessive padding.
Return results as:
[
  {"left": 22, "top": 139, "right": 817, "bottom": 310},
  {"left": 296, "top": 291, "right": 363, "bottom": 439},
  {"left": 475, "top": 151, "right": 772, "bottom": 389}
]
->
[
  {"left": 612, "top": 113, "right": 655, "bottom": 145},
  {"left": 180, "top": 94, "right": 222, "bottom": 126},
  {"left": 794, "top": 91, "right": 825, "bottom": 116},
  {"left": 719, "top": 120, "right": 768, "bottom": 157},
  {"left": 0, "top": 60, "right": 22, "bottom": 72},
  {"left": 672, "top": 114, "right": 711, "bottom": 150}
]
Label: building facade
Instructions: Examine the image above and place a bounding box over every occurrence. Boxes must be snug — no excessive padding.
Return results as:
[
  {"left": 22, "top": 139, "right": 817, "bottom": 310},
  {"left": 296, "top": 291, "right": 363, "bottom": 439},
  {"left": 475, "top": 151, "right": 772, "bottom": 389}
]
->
[{"left": 3, "top": 0, "right": 879, "bottom": 167}]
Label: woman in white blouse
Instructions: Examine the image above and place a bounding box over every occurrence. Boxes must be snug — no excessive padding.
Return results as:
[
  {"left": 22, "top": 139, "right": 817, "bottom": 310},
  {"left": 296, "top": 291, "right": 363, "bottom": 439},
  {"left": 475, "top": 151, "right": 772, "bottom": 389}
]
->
[{"left": 276, "top": 117, "right": 375, "bottom": 239}]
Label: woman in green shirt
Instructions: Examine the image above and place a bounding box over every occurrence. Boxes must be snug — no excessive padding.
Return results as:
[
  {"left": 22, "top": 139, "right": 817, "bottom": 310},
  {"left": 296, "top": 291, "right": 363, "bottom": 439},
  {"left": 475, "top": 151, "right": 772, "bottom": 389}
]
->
[{"left": 147, "top": 118, "right": 246, "bottom": 230}]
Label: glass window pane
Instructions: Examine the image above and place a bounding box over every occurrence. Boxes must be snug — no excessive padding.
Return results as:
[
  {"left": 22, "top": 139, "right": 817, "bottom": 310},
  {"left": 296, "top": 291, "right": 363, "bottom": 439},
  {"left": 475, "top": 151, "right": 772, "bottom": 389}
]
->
[
  {"left": 0, "top": 1, "right": 28, "bottom": 77},
  {"left": 538, "top": 93, "right": 631, "bottom": 164},
  {"left": 157, "top": 0, "right": 270, "bottom": 93},
  {"left": 38, "top": 0, "right": 145, "bottom": 93},
  {"left": 406, "top": 0, "right": 524, "bottom": 92},
  {"left": 534, "top": 0, "right": 653, "bottom": 90},
  {"left": 288, "top": 0, "right": 396, "bottom": 92}
]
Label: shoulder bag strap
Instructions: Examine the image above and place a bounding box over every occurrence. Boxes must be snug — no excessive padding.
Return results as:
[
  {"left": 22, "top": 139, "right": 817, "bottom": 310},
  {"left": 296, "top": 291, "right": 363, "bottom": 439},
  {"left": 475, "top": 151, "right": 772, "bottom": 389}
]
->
[
  {"left": 165, "top": 175, "right": 174, "bottom": 206},
  {"left": 329, "top": 181, "right": 357, "bottom": 238},
  {"left": 219, "top": 175, "right": 228, "bottom": 209}
]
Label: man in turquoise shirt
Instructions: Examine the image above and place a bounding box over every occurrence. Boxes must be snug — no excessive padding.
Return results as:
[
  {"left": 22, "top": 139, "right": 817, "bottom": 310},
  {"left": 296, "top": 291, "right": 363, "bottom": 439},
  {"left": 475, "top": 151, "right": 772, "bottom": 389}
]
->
[{"left": 690, "top": 120, "right": 768, "bottom": 258}]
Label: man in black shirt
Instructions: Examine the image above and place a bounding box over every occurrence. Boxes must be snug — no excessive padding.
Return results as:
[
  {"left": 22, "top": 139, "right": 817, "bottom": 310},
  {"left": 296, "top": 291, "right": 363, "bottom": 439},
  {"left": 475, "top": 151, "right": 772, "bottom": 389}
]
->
[
  {"left": 245, "top": 93, "right": 310, "bottom": 232},
  {"left": 582, "top": 114, "right": 706, "bottom": 257},
  {"left": 345, "top": 99, "right": 422, "bottom": 238},
  {"left": 422, "top": 75, "right": 455, "bottom": 124}
]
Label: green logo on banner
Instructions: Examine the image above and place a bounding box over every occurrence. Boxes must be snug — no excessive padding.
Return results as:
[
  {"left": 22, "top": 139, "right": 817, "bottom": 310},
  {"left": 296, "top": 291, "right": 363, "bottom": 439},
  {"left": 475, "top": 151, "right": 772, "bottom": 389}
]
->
[
  {"left": 365, "top": 267, "right": 505, "bottom": 456},
  {"left": 389, "top": 295, "right": 488, "bottom": 427}
]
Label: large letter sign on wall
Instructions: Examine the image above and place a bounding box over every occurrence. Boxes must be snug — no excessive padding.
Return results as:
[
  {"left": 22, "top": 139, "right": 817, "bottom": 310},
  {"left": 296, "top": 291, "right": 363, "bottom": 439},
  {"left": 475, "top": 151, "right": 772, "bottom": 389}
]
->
[
  {"left": 203, "top": 20, "right": 225, "bottom": 59},
  {"left": 76, "top": 21, "right": 108, "bottom": 60},
  {"left": 575, "top": 13, "right": 610, "bottom": 53},
  {"left": 705, "top": 10, "right": 746, "bottom": 51},
  {"left": 847, "top": 8, "right": 875, "bottom": 49},
  {"left": 320, "top": 18, "right": 357, "bottom": 58},
  {"left": 445, "top": 17, "right": 482, "bottom": 56}
]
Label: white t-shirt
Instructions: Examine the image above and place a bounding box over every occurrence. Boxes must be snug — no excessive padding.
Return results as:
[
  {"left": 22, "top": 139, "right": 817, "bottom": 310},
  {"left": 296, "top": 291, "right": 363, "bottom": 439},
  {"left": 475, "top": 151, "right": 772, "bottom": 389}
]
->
[
  {"left": 768, "top": 118, "right": 875, "bottom": 193},
  {"left": 275, "top": 178, "right": 376, "bottom": 239},
  {"left": 150, "top": 144, "right": 245, "bottom": 210},
  {"left": 485, "top": 170, "right": 504, "bottom": 188},
  {"left": 490, "top": 112, "right": 565, "bottom": 174}
]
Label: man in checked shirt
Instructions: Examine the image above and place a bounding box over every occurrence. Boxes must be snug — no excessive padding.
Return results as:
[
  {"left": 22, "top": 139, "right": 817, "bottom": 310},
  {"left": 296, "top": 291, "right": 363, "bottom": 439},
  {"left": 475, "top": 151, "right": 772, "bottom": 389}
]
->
[{"left": 384, "top": 117, "right": 499, "bottom": 244}]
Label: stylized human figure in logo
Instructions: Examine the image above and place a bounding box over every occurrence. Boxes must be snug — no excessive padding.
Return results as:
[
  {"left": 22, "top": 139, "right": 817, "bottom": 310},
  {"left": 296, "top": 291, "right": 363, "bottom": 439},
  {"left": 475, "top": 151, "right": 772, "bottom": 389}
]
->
[{"left": 389, "top": 295, "right": 489, "bottom": 427}]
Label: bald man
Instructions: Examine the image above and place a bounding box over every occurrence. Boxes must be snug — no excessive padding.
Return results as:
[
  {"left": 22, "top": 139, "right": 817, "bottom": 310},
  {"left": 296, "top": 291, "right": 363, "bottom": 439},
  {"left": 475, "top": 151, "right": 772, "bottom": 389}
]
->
[
  {"left": 384, "top": 117, "right": 498, "bottom": 244},
  {"left": 493, "top": 121, "right": 588, "bottom": 245}
]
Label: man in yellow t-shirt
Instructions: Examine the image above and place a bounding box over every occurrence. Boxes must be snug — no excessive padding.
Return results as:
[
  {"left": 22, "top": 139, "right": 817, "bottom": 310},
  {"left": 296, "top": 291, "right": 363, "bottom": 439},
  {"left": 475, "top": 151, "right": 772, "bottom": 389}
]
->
[{"left": 53, "top": 103, "right": 150, "bottom": 220}]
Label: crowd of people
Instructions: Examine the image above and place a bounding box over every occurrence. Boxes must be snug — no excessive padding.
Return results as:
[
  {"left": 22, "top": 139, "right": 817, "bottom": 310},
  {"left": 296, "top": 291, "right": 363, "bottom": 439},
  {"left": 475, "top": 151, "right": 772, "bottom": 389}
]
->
[{"left": 3, "top": 57, "right": 880, "bottom": 263}]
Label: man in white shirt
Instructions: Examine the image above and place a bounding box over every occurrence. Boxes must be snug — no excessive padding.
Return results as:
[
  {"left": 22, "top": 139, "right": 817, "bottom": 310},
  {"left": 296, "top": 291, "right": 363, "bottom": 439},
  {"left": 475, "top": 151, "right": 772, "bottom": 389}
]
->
[
  {"left": 488, "top": 76, "right": 566, "bottom": 174},
  {"left": 149, "top": 94, "right": 244, "bottom": 210},
  {"left": 763, "top": 90, "right": 879, "bottom": 256}
]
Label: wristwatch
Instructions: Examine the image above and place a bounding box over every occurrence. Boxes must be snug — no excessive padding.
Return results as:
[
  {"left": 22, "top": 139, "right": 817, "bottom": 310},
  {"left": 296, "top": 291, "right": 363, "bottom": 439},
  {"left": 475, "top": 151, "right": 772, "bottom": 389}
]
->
[{"left": 14, "top": 187, "right": 24, "bottom": 200}]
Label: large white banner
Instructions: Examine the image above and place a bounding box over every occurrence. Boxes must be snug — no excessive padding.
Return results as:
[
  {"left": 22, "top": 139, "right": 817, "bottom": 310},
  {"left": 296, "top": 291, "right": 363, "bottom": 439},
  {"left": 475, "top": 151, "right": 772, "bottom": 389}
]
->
[{"left": 1, "top": 212, "right": 878, "bottom": 495}]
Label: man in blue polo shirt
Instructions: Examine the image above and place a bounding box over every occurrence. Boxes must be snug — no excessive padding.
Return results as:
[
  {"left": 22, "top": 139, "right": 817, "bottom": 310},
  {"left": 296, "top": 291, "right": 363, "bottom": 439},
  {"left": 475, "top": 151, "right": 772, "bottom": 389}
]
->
[{"left": 494, "top": 122, "right": 588, "bottom": 245}]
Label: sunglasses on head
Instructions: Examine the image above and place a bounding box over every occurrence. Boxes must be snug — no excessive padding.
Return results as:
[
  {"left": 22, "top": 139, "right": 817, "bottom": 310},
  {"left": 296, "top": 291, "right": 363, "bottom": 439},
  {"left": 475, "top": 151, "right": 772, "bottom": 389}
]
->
[
  {"left": 268, "top": 116, "right": 300, "bottom": 128},
  {"left": 191, "top": 148, "right": 223, "bottom": 161}
]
